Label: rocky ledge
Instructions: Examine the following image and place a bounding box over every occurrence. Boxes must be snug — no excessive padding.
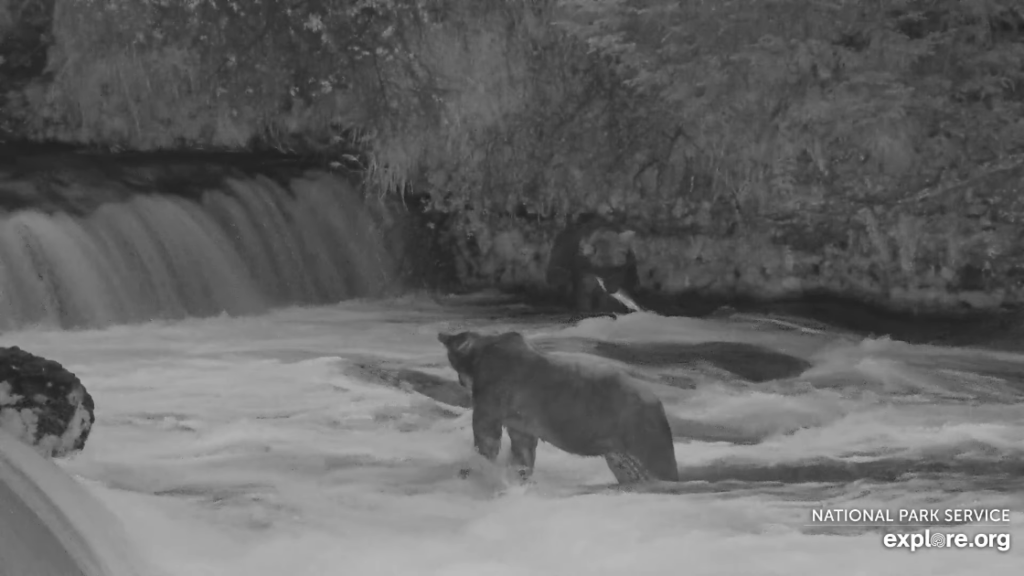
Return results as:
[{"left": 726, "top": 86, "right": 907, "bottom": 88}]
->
[
  {"left": 446, "top": 154, "right": 1024, "bottom": 320},
  {"left": 0, "top": 346, "right": 95, "bottom": 457}
]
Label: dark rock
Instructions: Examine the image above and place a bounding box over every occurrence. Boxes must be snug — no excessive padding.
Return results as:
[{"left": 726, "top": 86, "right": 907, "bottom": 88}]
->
[
  {"left": 0, "top": 144, "right": 325, "bottom": 216},
  {"left": 536, "top": 337, "right": 812, "bottom": 383},
  {"left": 0, "top": 346, "right": 95, "bottom": 457},
  {"left": 545, "top": 213, "right": 640, "bottom": 313},
  {"left": 594, "top": 340, "right": 812, "bottom": 383},
  {"left": 342, "top": 358, "right": 472, "bottom": 409}
]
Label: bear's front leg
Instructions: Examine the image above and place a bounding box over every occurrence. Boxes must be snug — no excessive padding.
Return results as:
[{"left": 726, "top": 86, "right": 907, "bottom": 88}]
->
[
  {"left": 472, "top": 405, "right": 503, "bottom": 462},
  {"left": 459, "top": 395, "right": 503, "bottom": 480},
  {"left": 507, "top": 428, "right": 538, "bottom": 482}
]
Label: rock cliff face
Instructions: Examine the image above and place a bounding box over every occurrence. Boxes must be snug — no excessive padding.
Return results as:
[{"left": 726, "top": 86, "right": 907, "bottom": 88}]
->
[
  {"left": 449, "top": 154, "right": 1024, "bottom": 316},
  {"left": 0, "top": 346, "right": 95, "bottom": 458}
]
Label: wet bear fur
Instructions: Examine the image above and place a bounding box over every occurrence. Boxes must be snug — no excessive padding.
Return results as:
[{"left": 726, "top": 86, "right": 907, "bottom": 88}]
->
[
  {"left": 545, "top": 213, "right": 639, "bottom": 313},
  {"left": 438, "top": 330, "right": 679, "bottom": 484}
]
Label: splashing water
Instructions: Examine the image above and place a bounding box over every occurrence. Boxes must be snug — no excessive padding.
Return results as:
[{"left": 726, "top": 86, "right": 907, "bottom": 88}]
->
[
  {"left": 1, "top": 296, "right": 1022, "bottom": 575},
  {"left": 0, "top": 429, "right": 156, "bottom": 576}
]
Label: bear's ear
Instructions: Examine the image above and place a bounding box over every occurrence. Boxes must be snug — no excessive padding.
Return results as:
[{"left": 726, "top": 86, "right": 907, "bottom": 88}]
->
[
  {"left": 618, "top": 230, "right": 636, "bottom": 243},
  {"left": 438, "top": 331, "right": 478, "bottom": 356},
  {"left": 578, "top": 240, "right": 595, "bottom": 257}
]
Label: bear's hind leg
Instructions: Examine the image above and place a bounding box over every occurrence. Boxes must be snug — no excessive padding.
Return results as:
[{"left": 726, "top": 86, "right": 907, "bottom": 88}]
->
[
  {"left": 638, "top": 445, "right": 680, "bottom": 482},
  {"left": 508, "top": 428, "right": 538, "bottom": 481},
  {"left": 631, "top": 406, "right": 680, "bottom": 482},
  {"left": 604, "top": 452, "right": 655, "bottom": 484}
]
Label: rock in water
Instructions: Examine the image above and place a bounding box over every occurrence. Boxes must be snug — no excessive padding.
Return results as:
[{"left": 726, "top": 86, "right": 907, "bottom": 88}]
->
[{"left": 0, "top": 346, "right": 95, "bottom": 457}]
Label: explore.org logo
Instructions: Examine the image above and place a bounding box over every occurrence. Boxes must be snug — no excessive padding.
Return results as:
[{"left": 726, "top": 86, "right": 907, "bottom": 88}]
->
[
  {"left": 882, "top": 530, "right": 1012, "bottom": 553},
  {"left": 807, "top": 507, "right": 1014, "bottom": 553}
]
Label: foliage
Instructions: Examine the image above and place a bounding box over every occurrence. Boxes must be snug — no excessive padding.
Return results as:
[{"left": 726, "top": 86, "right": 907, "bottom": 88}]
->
[
  {"left": 552, "top": 0, "right": 1024, "bottom": 223},
  {"left": 34, "top": 0, "right": 399, "bottom": 148},
  {"left": 0, "top": 0, "right": 53, "bottom": 92},
  {"left": 6, "top": 0, "right": 1024, "bottom": 225},
  {"left": 16, "top": 0, "right": 593, "bottom": 206}
]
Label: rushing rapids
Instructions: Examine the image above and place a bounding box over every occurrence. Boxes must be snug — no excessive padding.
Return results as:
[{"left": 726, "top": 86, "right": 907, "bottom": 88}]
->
[{"left": 0, "top": 299, "right": 1021, "bottom": 576}]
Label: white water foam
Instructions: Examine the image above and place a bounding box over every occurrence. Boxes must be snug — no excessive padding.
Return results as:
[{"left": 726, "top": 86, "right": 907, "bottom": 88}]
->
[{"left": 1, "top": 298, "right": 1021, "bottom": 575}]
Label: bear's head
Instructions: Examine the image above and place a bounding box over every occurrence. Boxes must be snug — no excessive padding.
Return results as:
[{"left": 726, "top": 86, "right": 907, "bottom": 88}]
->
[
  {"left": 437, "top": 331, "right": 482, "bottom": 389},
  {"left": 579, "top": 229, "right": 636, "bottom": 269}
]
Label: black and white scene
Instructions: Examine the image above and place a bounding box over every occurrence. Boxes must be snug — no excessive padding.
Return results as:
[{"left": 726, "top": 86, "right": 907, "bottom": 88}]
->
[{"left": 0, "top": 1, "right": 1022, "bottom": 574}]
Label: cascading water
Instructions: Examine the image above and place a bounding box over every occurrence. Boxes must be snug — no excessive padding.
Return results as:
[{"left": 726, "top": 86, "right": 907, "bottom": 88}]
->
[{"left": 0, "top": 170, "right": 396, "bottom": 330}]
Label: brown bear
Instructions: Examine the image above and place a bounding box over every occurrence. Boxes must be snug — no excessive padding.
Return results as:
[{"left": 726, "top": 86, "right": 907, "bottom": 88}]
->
[
  {"left": 438, "top": 330, "right": 679, "bottom": 484},
  {"left": 545, "top": 213, "right": 639, "bottom": 314}
]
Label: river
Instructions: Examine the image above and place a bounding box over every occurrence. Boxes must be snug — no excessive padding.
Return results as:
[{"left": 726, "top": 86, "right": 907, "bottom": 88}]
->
[{"left": 2, "top": 293, "right": 1021, "bottom": 575}]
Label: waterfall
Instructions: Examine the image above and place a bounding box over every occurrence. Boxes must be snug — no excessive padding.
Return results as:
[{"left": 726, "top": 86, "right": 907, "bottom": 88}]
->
[{"left": 0, "top": 170, "right": 396, "bottom": 330}]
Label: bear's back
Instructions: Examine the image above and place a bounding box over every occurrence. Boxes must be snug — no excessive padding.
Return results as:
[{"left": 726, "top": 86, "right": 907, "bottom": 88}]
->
[
  {"left": 472, "top": 335, "right": 662, "bottom": 453},
  {"left": 473, "top": 333, "right": 649, "bottom": 399}
]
